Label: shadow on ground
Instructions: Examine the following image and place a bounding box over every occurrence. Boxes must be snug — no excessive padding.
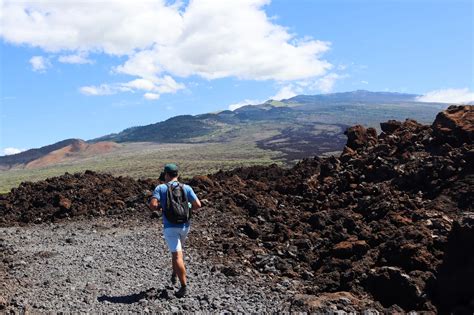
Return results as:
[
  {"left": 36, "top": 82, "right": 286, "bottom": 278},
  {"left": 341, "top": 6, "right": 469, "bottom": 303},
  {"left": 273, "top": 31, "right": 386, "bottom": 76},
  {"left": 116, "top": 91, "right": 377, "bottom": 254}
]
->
[
  {"left": 97, "top": 292, "right": 146, "bottom": 304},
  {"left": 97, "top": 287, "right": 173, "bottom": 304}
]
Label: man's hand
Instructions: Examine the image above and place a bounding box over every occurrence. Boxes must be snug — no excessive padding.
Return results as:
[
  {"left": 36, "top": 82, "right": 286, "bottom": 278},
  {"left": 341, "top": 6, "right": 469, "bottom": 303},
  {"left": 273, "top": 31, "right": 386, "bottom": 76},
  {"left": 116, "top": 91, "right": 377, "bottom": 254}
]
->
[
  {"left": 148, "top": 197, "right": 159, "bottom": 210},
  {"left": 191, "top": 199, "right": 201, "bottom": 210}
]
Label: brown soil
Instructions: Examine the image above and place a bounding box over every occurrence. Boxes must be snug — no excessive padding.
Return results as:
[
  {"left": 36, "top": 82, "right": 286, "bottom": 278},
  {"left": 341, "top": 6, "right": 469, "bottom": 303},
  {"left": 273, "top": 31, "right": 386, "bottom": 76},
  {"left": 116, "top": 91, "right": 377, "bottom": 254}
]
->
[{"left": 25, "top": 140, "right": 120, "bottom": 169}]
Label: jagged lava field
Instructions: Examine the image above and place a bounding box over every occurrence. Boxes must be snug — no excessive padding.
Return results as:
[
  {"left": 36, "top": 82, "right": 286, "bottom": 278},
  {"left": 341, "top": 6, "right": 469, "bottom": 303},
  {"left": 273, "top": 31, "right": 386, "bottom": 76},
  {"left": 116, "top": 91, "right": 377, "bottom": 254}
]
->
[{"left": 1, "top": 105, "right": 473, "bottom": 313}]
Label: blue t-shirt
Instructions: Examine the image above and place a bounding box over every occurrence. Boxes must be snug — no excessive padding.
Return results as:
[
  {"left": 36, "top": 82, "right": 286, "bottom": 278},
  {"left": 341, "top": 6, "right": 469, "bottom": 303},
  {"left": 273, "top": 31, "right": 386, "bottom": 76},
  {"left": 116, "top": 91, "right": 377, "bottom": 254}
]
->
[{"left": 152, "top": 181, "right": 198, "bottom": 228}]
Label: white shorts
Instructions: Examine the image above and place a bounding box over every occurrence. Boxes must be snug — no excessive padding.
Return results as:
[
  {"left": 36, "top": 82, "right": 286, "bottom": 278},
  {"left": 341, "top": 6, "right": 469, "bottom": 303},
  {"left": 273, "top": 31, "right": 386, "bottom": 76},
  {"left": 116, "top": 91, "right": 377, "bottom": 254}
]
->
[{"left": 163, "top": 226, "right": 190, "bottom": 252}]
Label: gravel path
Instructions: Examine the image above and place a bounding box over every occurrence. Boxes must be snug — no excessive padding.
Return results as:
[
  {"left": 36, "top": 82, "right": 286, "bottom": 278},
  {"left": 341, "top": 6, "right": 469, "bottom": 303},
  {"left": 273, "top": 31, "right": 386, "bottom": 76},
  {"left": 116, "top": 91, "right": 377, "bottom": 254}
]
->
[{"left": 1, "top": 218, "right": 290, "bottom": 313}]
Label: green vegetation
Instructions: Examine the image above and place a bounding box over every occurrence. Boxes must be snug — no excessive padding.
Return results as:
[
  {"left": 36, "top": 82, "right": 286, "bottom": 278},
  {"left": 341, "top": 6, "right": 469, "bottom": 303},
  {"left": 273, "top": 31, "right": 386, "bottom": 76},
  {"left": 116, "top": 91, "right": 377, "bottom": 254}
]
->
[
  {"left": 265, "top": 100, "right": 290, "bottom": 107},
  {"left": 0, "top": 141, "right": 284, "bottom": 193},
  {"left": 93, "top": 115, "right": 218, "bottom": 143}
]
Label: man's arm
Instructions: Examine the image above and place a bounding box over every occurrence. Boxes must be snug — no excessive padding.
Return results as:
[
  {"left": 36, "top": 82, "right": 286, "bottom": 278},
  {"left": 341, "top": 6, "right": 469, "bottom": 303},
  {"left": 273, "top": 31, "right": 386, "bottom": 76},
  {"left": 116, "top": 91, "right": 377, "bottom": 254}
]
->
[
  {"left": 148, "top": 197, "right": 160, "bottom": 210},
  {"left": 149, "top": 185, "right": 162, "bottom": 211},
  {"left": 186, "top": 185, "right": 201, "bottom": 210}
]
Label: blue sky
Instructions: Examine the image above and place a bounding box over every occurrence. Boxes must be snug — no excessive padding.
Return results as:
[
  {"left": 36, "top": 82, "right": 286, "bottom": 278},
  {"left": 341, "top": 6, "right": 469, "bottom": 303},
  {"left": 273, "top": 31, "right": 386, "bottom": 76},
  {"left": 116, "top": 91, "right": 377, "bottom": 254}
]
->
[{"left": 0, "top": 0, "right": 473, "bottom": 154}]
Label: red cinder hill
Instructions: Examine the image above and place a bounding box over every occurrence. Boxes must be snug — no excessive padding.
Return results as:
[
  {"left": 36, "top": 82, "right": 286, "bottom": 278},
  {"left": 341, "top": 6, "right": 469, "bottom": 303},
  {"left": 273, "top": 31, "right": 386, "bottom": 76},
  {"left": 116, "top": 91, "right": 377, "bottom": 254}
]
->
[
  {"left": 0, "top": 139, "right": 119, "bottom": 170},
  {"left": 25, "top": 140, "right": 119, "bottom": 169}
]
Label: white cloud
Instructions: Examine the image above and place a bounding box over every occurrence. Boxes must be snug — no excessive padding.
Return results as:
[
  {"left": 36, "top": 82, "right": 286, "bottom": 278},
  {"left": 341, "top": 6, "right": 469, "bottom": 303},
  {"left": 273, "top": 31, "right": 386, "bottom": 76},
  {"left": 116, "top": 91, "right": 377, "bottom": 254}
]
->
[
  {"left": 79, "top": 76, "right": 184, "bottom": 97},
  {"left": 229, "top": 71, "right": 347, "bottom": 110},
  {"left": 361, "top": 80, "right": 369, "bottom": 85},
  {"left": 2, "top": 0, "right": 333, "bottom": 98},
  {"left": 269, "top": 72, "right": 346, "bottom": 100},
  {"left": 29, "top": 55, "right": 50, "bottom": 72},
  {"left": 144, "top": 93, "right": 160, "bottom": 100},
  {"left": 3, "top": 147, "right": 26, "bottom": 155},
  {"left": 122, "top": 79, "right": 157, "bottom": 91},
  {"left": 271, "top": 85, "right": 299, "bottom": 100},
  {"left": 58, "top": 52, "right": 93, "bottom": 64},
  {"left": 145, "top": 0, "right": 332, "bottom": 81},
  {"left": 153, "top": 76, "right": 185, "bottom": 94},
  {"left": 79, "top": 84, "right": 123, "bottom": 96},
  {"left": 114, "top": 49, "right": 164, "bottom": 80},
  {"left": 312, "top": 73, "right": 347, "bottom": 93},
  {"left": 227, "top": 70, "right": 346, "bottom": 113},
  {"left": 228, "top": 99, "right": 262, "bottom": 111},
  {"left": 0, "top": 0, "right": 182, "bottom": 55},
  {"left": 416, "top": 88, "right": 474, "bottom": 104}
]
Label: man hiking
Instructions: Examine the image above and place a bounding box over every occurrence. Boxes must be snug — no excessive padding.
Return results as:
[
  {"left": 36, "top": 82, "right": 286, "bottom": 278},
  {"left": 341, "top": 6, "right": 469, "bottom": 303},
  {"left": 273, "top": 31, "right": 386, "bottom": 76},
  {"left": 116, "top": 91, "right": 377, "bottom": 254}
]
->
[{"left": 148, "top": 163, "right": 201, "bottom": 298}]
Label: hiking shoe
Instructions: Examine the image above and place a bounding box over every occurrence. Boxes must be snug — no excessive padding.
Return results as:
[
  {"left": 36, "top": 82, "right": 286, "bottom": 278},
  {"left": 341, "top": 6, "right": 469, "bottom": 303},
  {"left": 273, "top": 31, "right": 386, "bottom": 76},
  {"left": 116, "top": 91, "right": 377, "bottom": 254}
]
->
[
  {"left": 171, "top": 273, "right": 177, "bottom": 285},
  {"left": 175, "top": 285, "right": 187, "bottom": 298}
]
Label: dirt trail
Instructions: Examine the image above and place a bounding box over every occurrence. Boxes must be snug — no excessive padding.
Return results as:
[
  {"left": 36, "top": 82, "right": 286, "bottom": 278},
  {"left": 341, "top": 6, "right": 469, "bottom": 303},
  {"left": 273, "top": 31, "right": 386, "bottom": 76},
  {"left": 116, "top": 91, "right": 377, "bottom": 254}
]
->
[{"left": 1, "top": 218, "right": 288, "bottom": 313}]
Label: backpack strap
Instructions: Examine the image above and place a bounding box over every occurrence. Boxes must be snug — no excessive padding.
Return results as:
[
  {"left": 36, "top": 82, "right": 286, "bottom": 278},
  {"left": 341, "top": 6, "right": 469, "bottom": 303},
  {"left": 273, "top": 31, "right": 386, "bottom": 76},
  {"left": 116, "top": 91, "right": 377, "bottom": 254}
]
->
[
  {"left": 179, "top": 183, "right": 191, "bottom": 220},
  {"left": 179, "top": 183, "right": 189, "bottom": 203},
  {"left": 165, "top": 183, "right": 172, "bottom": 210}
]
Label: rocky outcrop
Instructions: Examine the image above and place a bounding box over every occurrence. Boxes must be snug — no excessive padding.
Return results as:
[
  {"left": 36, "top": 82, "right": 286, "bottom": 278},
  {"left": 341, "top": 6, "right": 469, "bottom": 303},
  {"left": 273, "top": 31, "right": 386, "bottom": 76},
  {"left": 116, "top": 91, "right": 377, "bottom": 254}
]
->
[
  {"left": 0, "top": 171, "right": 157, "bottom": 224},
  {"left": 344, "top": 125, "right": 378, "bottom": 149},
  {"left": 189, "top": 105, "right": 473, "bottom": 313},
  {"left": 432, "top": 105, "right": 473, "bottom": 146}
]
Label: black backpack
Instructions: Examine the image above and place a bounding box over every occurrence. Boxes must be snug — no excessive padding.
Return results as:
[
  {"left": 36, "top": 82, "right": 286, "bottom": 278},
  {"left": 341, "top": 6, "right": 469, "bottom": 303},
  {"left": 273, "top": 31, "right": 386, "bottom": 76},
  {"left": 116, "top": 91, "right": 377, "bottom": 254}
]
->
[{"left": 164, "top": 183, "right": 191, "bottom": 224}]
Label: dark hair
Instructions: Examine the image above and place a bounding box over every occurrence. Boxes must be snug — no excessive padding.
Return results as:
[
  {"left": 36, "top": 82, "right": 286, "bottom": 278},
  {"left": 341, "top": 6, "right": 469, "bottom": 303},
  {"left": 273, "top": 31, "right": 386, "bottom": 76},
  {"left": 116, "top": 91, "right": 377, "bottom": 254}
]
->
[
  {"left": 166, "top": 170, "right": 178, "bottom": 178},
  {"left": 159, "top": 172, "right": 165, "bottom": 182}
]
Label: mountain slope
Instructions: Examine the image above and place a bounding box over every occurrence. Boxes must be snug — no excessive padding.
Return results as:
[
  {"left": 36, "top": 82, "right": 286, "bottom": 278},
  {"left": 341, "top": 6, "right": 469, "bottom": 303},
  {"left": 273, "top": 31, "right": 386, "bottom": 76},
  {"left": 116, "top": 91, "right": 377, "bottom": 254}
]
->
[
  {"left": 284, "top": 90, "right": 419, "bottom": 104},
  {"left": 92, "top": 91, "right": 445, "bottom": 145},
  {"left": 1, "top": 91, "right": 448, "bottom": 172},
  {"left": 0, "top": 139, "right": 81, "bottom": 170},
  {"left": 92, "top": 115, "right": 219, "bottom": 143}
]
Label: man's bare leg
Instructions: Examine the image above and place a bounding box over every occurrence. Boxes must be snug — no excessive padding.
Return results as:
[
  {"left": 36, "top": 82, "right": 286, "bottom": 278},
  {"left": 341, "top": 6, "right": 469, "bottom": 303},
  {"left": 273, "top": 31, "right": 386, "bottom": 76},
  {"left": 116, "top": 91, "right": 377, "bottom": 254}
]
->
[
  {"left": 172, "top": 251, "right": 186, "bottom": 287},
  {"left": 170, "top": 256, "right": 177, "bottom": 285}
]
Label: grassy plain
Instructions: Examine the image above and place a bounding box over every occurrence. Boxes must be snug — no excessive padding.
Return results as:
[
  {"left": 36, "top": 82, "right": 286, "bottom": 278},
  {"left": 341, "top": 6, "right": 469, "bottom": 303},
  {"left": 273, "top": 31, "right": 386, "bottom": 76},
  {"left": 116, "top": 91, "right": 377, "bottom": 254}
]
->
[{"left": 0, "top": 141, "right": 284, "bottom": 194}]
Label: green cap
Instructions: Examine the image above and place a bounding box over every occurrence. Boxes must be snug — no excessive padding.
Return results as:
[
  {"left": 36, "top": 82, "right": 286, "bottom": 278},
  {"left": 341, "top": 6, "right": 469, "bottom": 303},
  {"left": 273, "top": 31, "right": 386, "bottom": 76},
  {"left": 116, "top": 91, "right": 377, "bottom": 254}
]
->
[{"left": 164, "top": 163, "right": 179, "bottom": 173}]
